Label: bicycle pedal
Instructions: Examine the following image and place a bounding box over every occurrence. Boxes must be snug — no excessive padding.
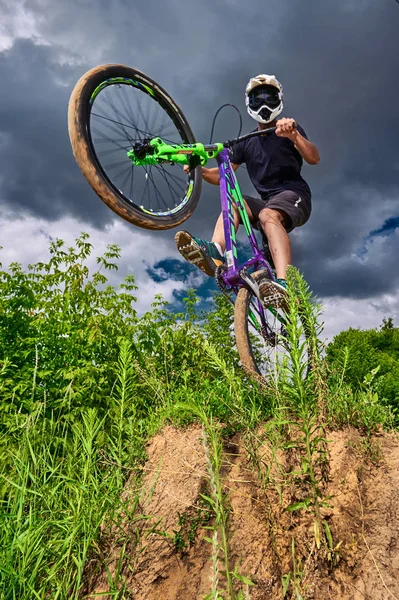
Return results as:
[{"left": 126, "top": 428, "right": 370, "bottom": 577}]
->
[
  {"left": 178, "top": 243, "right": 200, "bottom": 259},
  {"left": 186, "top": 249, "right": 201, "bottom": 259},
  {"left": 176, "top": 234, "right": 216, "bottom": 277}
]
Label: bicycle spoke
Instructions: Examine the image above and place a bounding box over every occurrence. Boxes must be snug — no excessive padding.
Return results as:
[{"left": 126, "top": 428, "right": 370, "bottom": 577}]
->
[
  {"left": 93, "top": 95, "right": 154, "bottom": 144},
  {"left": 96, "top": 145, "right": 132, "bottom": 159},
  {"left": 91, "top": 115, "right": 134, "bottom": 145},
  {"left": 91, "top": 127, "right": 131, "bottom": 152},
  {"left": 94, "top": 136, "right": 133, "bottom": 145},
  {"left": 248, "top": 298, "right": 286, "bottom": 367},
  {"left": 133, "top": 89, "right": 152, "bottom": 137},
  {"left": 88, "top": 79, "right": 191, "bottom": 216},
  {"left": 108, "top": 100, "right": 137, "bottom": 145},
  {"left": 157, "top": 163, "right": 186, "bottom": 193},
  {"left": 155, "top": 164, "right": 185, "bottom": 203},
  {"left": 143, "top": 167, "right": 169, "bottom": 210},
  {"left": 108, "top": 162, "right": 132, "bottom": 183},
  {"left": 103, "top": 158, "right": 133, "bottom": 170},
  {"left": 119, "top": 163, "right": 134, "bottom": 193},
  {"left": 164, "top": 168, "right": 187, "bottom": 186},
  {"left": 91, "top": 110, "right": 141, "bottom": 135},
  {"left": 118, "top": 84, "right": 138, "bottom": 132},
  {"left": 92, "top": 111, "right": 179, "bottom": 147},
  {"left": 129, "top": 164, "right": 135, "bottom": 200}
]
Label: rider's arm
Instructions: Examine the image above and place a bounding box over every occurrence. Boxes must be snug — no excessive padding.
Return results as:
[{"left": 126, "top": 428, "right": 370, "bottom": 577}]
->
[
  {"left": 201, "top": 163, "right": 240, "bottom": 185},
  {"left": 276, "top": 117, "right": 320, "bottom": 165},
  {"left": 292, "top": 134, "right": 320, "bottom": 165}
]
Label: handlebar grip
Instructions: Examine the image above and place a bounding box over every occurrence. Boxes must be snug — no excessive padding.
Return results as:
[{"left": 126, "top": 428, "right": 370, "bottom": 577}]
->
[
  {"left": 266, "top": 120, "right": 297, "bottom": 134},
  {"left": 267, "top": 120, "right": 297, "bottom": 131}
]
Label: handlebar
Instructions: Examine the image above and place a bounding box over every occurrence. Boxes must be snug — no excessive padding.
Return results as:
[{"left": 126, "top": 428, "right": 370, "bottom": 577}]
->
[
  {"left": 222, "top": 120, "right": 297, "bottom": 149},
  {"left": 128, "top": 121, "right": 297, "bottom": 168}
]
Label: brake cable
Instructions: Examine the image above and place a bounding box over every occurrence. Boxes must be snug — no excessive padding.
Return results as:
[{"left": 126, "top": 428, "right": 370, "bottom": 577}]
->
[{"left": 208, "top": 103, "right": 242, "bottom": 144}]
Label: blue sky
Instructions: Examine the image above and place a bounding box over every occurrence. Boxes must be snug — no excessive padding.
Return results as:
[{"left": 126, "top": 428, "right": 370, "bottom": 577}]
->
[{"left": 369, "top": 216, "right": 399, "bottom": 239}]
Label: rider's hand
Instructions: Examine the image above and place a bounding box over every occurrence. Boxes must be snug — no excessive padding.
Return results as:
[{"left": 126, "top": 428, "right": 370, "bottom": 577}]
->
[
  {"left": 275, "top": 118, "right": 298, "bottom": 142},
  {"left": 184, "top": 164, "right": 205, "bottom": 175}
]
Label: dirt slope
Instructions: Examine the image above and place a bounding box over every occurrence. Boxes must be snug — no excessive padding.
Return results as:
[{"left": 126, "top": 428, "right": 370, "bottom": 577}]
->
[{"left": 84, "top": 425, "right": 399, "bottom": 600}]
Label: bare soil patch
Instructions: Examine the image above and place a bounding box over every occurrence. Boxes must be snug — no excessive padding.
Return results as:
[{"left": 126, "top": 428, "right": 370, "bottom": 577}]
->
[{"left": 84, "top": 425, "right": 399, "bottom": 599}]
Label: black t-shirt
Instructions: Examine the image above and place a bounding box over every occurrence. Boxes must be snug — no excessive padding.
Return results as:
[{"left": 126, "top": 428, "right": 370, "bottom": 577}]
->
[{"left": 230, "top": 123, "right": 311, "bottom": 200}]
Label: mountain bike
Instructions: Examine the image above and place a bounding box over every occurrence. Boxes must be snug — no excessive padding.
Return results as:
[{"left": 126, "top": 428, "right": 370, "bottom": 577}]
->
[{"left": 68, "top": 64, "right": 310, "bottom": 384}]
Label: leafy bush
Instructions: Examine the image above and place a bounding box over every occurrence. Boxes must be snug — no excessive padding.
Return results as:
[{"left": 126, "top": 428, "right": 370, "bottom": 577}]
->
[{"left": 326, "top": 321, "right": 399, "bottom": 414}]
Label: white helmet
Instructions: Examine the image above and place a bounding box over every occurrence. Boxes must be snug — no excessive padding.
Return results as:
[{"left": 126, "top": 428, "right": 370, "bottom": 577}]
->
[{"left": 245, "top": 74, "right": 284, "bottom": 124}]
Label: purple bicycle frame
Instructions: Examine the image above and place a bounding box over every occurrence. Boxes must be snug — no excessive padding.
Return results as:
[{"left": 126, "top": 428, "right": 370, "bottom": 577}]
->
[{"left": 216, "top": 148, "right": 274, "bottom": 292}]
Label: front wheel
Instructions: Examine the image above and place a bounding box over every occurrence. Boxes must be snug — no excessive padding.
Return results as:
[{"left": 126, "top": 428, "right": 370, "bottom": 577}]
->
[
  {"left": 68, "top": 64, "right": 202, "bottom": 230},
  {"left": 234, "top": 271, "right": 311, "bottom": 385}
]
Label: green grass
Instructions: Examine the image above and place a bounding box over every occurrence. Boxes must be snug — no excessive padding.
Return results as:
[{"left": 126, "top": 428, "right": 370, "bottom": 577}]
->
[{"left": 1, "top": 407, "right": 126, "bottom": 598}]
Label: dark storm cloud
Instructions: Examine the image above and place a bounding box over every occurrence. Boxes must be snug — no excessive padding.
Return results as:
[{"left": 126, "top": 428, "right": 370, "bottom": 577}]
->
[
  {"left": 1, "top": 0, "right": 399, "bottom": 301},
  {"left": 0, "top": 40, "right": 111, "bottom": 225}
]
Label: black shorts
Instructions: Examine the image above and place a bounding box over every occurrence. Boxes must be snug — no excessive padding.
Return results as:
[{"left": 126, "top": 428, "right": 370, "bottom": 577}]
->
[{"left": 243, "top": 190, "right": 311, "bottom": 233}]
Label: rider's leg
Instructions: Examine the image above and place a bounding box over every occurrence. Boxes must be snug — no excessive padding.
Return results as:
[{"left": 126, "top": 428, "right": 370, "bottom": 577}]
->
[
  {"left": 211, "top": 201, "right": 255, "bottom": 252},
  {"left": 258, "top": 208, "right": 291, "bottom": 280},
  {"left": 257, "top": 207, "right": 291, "bottom": 307},
  {"left": 175, "top": 200, "right": 255, "bottom": 276}
]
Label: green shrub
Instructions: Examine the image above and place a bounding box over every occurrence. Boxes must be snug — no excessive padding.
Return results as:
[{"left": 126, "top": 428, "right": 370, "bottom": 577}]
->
[{"left": 326, "top": 322, "right": 399, "bottom": 414}]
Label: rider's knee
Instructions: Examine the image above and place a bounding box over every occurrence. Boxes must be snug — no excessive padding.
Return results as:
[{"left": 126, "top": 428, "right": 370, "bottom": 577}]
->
[{"left": 258, "top": 207, "right": 285, "bottom": 228}]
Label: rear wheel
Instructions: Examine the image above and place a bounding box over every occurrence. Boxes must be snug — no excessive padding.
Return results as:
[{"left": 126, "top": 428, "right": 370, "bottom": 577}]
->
[
  {"left": 68, "top": 64, "right": 202, "bottom": 230},
  {"left": 234, "top": 271, "right": 311, "bottom": 385}
]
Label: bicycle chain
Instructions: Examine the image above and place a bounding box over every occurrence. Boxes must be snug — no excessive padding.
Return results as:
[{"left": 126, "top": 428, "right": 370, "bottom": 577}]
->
[{"left": 214, "top": 265, "right": 235, "bottom": 306}]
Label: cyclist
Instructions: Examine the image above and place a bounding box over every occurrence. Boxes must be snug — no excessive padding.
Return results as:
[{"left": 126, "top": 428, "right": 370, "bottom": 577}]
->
[{"left": 175, "top": 74, "right": 320, "bottom": 304}]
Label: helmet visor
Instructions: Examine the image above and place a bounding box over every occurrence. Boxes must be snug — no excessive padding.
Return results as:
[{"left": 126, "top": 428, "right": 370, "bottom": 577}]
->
[{"left": 248, "top": 84, "right": 281, "bottom": 111}]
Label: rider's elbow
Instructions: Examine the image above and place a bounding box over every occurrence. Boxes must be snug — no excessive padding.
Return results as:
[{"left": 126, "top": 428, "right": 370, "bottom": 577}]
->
[{"left": 308, "top": 151, "right": 320, "bottom": 165}]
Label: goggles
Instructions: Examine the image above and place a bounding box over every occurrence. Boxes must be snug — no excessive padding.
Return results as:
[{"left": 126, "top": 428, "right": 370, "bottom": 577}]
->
[{"left": 248, "top": 85, "right": 282, "bottom": 111}]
